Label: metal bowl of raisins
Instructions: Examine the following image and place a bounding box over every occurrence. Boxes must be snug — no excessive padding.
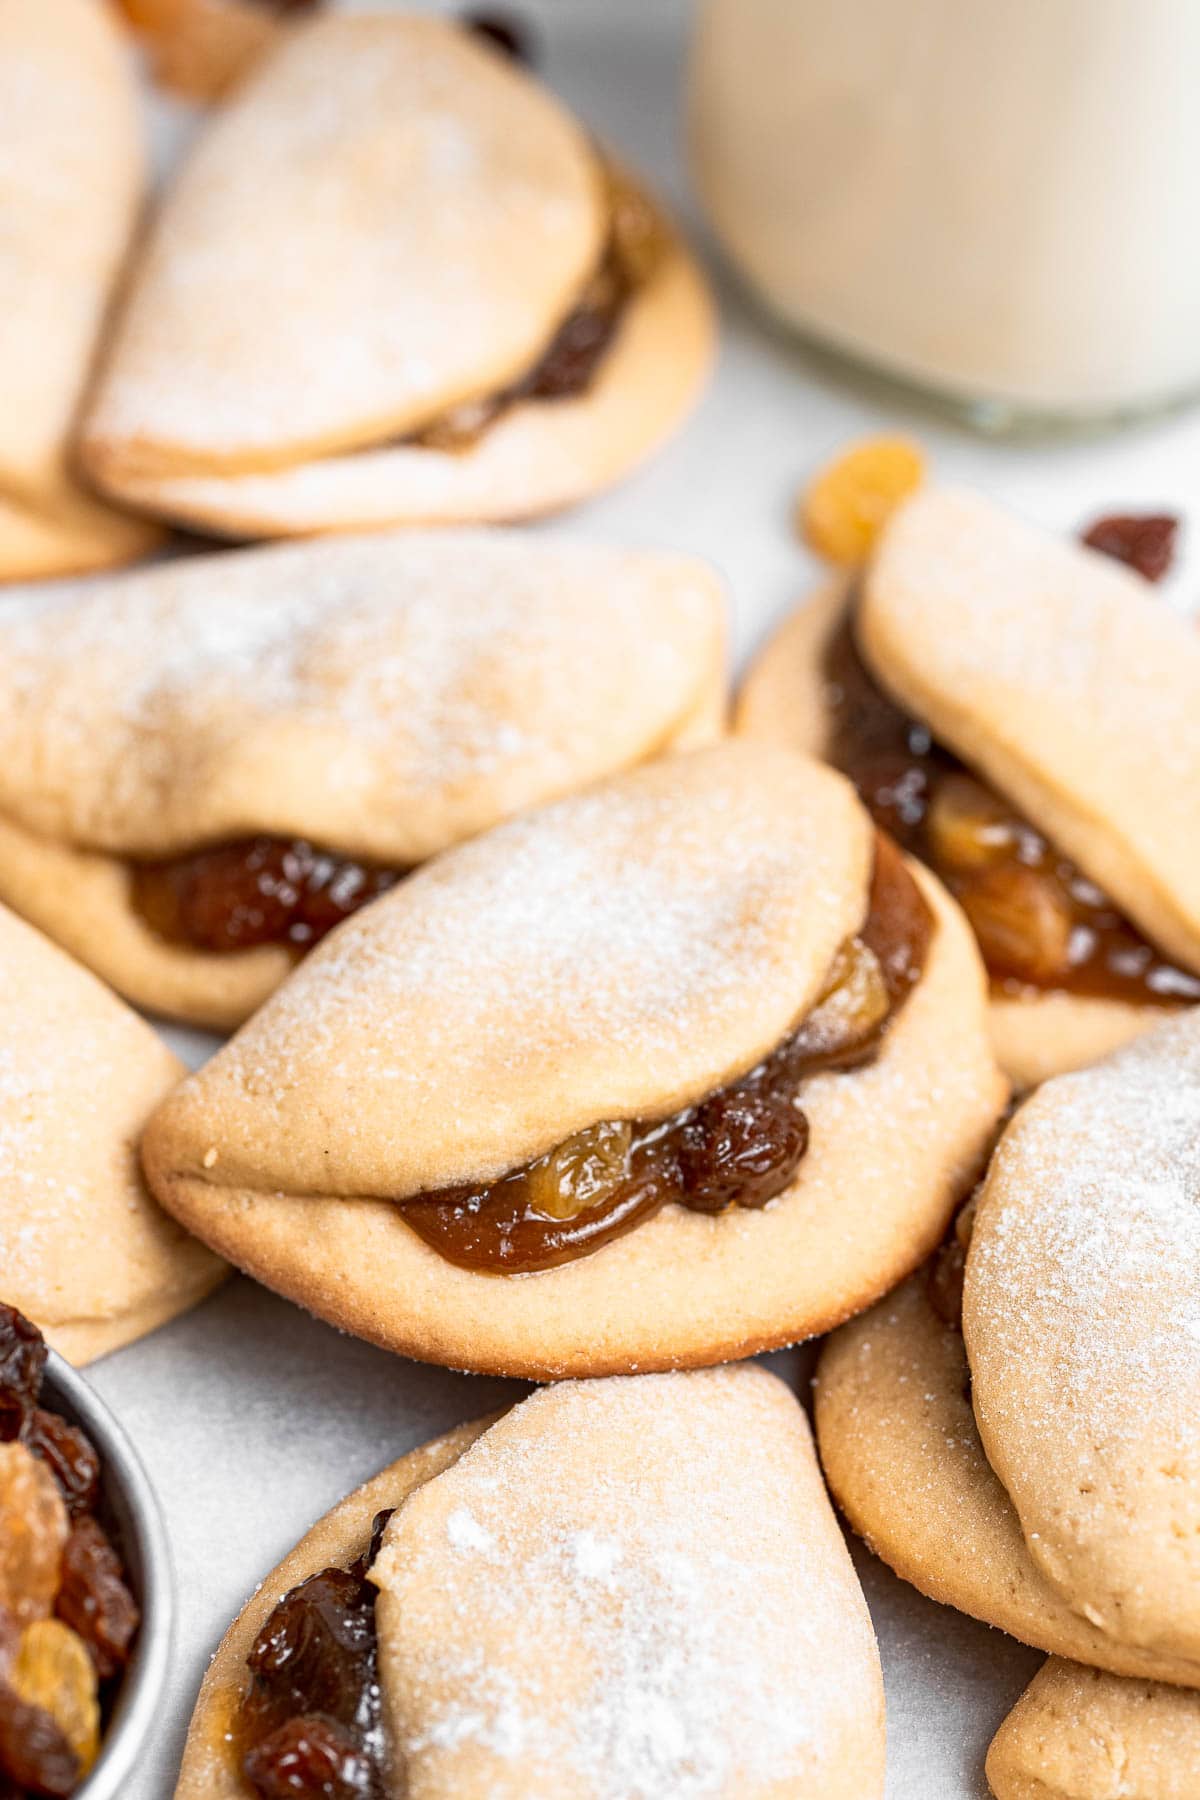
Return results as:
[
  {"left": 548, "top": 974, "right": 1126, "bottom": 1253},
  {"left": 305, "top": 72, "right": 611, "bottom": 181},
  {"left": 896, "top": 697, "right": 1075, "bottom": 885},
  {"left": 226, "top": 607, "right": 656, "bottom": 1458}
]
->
[
  {"left": 44, "top": 1351, "right": 173, "bottom": 1800},
  {"left": 0, "top": 1301, "right": 172, "bottom": 1800}
]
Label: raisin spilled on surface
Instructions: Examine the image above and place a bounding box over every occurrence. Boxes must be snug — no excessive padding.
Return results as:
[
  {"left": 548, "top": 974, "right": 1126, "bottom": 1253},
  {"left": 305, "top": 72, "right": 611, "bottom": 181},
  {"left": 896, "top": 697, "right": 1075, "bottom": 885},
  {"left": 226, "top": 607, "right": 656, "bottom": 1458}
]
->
[
  {"left": 1080, "top": 511, "right": 1179, "bottom": 583},
  {"left": 400, "top": 835, "right": 932, "bottom": 1273},
  {"left": 131, "top": 836, "right": 405, "bottom": 954},
  {"left": 0, "top": 1303, "right": 140, "bottom": 1800},
  {"left": 464, "top": 9, "right": 532, "bottom": 62},
  {"left": 239, "top": 1512, "right": 393, "bottom": 1800},
  {"left": 823, "top": 613, "right": 1200, "bottom": 1006}
]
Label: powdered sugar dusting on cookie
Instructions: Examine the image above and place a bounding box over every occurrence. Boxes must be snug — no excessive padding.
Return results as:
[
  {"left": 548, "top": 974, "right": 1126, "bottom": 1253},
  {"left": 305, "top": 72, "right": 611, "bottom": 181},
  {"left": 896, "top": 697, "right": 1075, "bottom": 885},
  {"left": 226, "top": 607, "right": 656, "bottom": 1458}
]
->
[
  {"left": 184, "top": 747, "right": 867, "bottom": 1196},
  {"left": 0, "top": 907, "right": 216, "bottom": 1339},
  {"left": 965, "top": 1012, "right": 1200, "bottom": 1649},
  {"left": 371, "top": 1368, "right": 880, "bottom": 1797},
  {"left": 84, "top": 14, "right": 602, "bottom": 461},
  {"left": 0, "top": 531, "right": 721, "bottom": 861},
  {"left": 864, "top": 487, "right": 1200, "bottom": 958}
]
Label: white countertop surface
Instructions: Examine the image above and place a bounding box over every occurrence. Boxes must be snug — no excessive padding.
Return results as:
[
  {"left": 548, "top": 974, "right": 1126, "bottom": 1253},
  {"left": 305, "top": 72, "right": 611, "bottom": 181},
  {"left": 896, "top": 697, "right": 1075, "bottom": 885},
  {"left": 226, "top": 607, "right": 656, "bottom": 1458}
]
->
[{"left": 81, "top": 4, "right": 1200, "bottom": 1794}]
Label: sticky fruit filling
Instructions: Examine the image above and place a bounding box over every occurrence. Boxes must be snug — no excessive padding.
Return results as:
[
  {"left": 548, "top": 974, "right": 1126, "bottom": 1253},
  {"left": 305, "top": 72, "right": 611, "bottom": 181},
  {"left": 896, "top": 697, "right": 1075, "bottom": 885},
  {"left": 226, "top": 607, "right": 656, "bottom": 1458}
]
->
[
  {"left": 399, "top": 833, "right": 933, "bottom": 1274},
  {"left": 824, "top": 614, "right": 1200, "bottom": 1007},
  {"left": 0, "top": 1304, "right": 140, "bottom": 1800},
  {"left": 131, "top": 836, "right": 406, "bottom": 954},
  {"left": 404, "top": 166, "right": 667, "bottom": 454},
  {"left": 237, "top": 1510, "right": 392, "bottom": 1800}
]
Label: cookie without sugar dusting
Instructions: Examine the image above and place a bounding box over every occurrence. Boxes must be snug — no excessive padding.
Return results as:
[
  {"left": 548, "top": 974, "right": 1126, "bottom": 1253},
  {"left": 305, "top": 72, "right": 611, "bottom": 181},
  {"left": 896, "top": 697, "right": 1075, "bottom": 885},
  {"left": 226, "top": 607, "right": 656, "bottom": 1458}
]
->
[
  {"left": 175, "top": 1366, "right": 886, "bottom": 1800},
  {"left": 0, "top": 529, "right": 725, "bottom": 1028},
  {"left": 986, "top": 1658, "right": 1200, "bottom": 1800},
  {"left": 966, "top": 1013, "right": 1200, "bottom": 1665},
  {"left": 82, "top": 14, "right": 714, "bottom": 533},
  {"left": 735, "top": 567, "right": 1181, "bottom": 1088},
  {"left": 0, "top": 904, "right": 223, "bottom": 1363},
  {"left": 0, "top": 0, "right": 160, "bottom": 579},
  {"left": 815, "top": 1278, "right": 1200, "bottom": 1687},
  {"left": 142, "top": 742, "right": 1006, "bottom": 1377}
]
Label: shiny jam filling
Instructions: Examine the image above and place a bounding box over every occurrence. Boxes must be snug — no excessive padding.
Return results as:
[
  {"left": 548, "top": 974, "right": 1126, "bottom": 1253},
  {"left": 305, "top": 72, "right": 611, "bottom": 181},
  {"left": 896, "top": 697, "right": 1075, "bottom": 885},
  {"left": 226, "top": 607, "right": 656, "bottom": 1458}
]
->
[
  {"left": 406, "top": 168, "right": 666, "bottom": 454},
  {"left": 399, "top": 834, "right": 932, "bottom": 1275},
  {"left": 131, "top": 837, "right": 406, "bottom": 954},
  {"left": 238, "top": 1511, "right": 392, "bottom": 1800},
  {"left": 824, "top": 614, "right": 1200, "bottom": 1008}
]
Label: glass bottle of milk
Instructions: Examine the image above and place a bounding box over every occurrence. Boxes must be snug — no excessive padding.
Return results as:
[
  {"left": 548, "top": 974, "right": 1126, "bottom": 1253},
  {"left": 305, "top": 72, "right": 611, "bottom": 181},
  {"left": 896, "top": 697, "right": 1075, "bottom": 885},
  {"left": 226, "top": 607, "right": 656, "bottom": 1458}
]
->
[{"left": 688, "top": 0, "right": 1200, "bottom": 428}]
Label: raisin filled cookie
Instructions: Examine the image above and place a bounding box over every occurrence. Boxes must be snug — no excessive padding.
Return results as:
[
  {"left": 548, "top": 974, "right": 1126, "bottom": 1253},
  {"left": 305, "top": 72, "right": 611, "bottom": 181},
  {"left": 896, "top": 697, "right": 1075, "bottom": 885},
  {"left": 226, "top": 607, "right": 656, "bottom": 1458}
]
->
[
  {"left": 81, "top": 13, "right": 714, "bottom": 537},
  {"left": 739, "top": 487, "right": 1200, "bottom": 1086},
  {"left": 175, "top": 1366, "right": 886, "bottom": 1800},
  {"left": 141, "top": 742, "right": 1005, "bottom": 1377},
  {"left": 817, "top": 1011, "right": 1200, "bottom": 1690},
  {"left": 0, "top": 0, "right": 160, "bottom": 580},
  {"left": 0, "top": 530, "right": 724, "bottom": 1029},
  {"left": 986, "top": 1658, "right": 1200, "bottom": 1800},
  {"left": 0, "top": 905, "right": 223, "bottom": 1363}
]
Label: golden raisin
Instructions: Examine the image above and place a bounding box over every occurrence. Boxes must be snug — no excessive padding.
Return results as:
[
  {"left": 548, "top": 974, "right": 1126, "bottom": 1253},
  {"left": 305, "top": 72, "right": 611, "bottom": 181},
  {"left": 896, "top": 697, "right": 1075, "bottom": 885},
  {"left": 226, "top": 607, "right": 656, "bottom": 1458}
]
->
[
  {"left": 0, "top": 1443, "right": 68, "bottom": 1628},
  {"left": 925, "top": 773, "right": 1023, "bottom": 873},
  {"left": 521, "top": 1121, "right": 633, "bottom": 1222},
  {"left": 9, "top": 1619, "right": 100, "bottom": 1776},
  {"left": 799, "top": 437, "right": 926, "bottom": 566}
]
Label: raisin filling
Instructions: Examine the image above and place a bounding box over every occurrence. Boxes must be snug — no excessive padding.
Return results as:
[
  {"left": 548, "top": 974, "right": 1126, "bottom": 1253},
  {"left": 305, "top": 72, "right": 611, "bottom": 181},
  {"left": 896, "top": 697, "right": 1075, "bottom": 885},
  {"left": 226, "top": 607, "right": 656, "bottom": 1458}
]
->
[
  {"left": 824, "top": 613, "right": 1200, "bottom": 1007},
  {"left": 405, "top": 169, "right": 665, "bottom": 454},
  {"left": 238, "top": 1510, "right": 392, "bottom": 1800},
  {"left": 0, "top": 1304, "right": 140, "bottom": 1800},
  {"left": 131, "top": 837, "right": 406, "bottom": 954},
  {"left": 400, "top": 834, "right": 932, "bottom": 1275}
]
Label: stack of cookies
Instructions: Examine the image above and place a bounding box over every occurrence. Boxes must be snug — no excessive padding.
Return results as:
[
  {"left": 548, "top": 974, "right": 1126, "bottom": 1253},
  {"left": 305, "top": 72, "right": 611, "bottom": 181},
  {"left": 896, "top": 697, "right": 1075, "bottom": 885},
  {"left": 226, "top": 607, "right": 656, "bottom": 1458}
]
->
[{"left": 1, "top": 5, "right": 1197, "bottom": 1797}]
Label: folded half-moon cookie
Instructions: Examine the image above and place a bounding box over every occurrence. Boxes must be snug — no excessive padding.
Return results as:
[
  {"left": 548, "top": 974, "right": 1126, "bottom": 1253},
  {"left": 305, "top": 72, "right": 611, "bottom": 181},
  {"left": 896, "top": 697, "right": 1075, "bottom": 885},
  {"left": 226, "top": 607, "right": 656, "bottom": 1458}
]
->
[
  {"left": 816, "top": 1011, "right": 1200, "bottom": 1688},
  {"left": 141, "top": 741, "right": 1006, "bottom": 1377},
  {"left": 0, "top": 0, "right": 160, "bottom": 581},
  {"left": 0, "top": 905, "right": 223, "bottom": 1363},
  {"left": 0, "top": 529, "right": 725, "bottom": 1029},
  {"left": 81, "top": 13, "right": 715, "bottom": 537},
  {"left": 174, "top": 1366, "right": 886, "bottom": 1800},
  {"left": 738, "top": 488, "right": 1200, "bottom": 1086},
  {"left": 987, "top": 1658, "right": 1200, "bottom": 1800}
]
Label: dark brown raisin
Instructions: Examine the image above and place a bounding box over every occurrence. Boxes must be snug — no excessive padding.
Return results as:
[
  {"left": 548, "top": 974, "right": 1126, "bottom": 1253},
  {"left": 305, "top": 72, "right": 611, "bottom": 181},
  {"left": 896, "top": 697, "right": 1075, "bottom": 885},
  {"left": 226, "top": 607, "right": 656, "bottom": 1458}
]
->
[
  {"left": 131, "top": 837, "right": 404, "bottom": 954},
  {"left": 0, "top": 1306, "right": 47, "bottom": 1442},
  {"left": 55, "top": 1517, "right": 139, "bottom": 1681},
  {"left": 464, "top": 10, "right": 532, "bottom": 63},
  {"left": 677, "top": 1086, "right": 809, "bottom": 1213},
  {"left": 244, "top": 1715, "right": 375, "bottom": 1800},
  {"left": 0, "top": 1682, "right": 78, "bottom": 1797},
  {"left": 1080, "top": 512, "right": 1179, "bottom": 583},
  {"left": 22, "top": 1412, "right": 100, "bottom": 1520},
  {"left": 242, "top": 1569, "right": 376, "bottom": 1746}
]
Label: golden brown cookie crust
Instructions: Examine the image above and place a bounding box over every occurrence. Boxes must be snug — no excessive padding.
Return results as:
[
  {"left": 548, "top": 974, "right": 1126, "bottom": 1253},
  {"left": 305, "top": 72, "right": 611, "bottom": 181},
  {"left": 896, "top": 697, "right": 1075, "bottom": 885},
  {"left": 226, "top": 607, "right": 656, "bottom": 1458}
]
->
[
  {"left": 0, "top": 532, "right": 725, "bottom": 1026},
  {"left": 735, "top": 575, "right": 1186, "bottom": 1086},
  {"left": 0, "top": 904, "right": 224, "bottom": 1361},
  {"left": 173, "top": 1419, "right": 492, "bottom": 1800},
  {"left": 861, "top": 486, "right": 1200, "bottom": 974},
  {"left": 177, "top": 1370, "right": 885, "bottom": 1800},
  {"left": 815, "top": 1278, "right": 1200, "bottom": 1689},
  {"left": 0, "top": 0, "right": 160, "bottom": 580},
  {"left": 142, "top": 752, "right": 1005, "bottom": 1377},
  {"left": 986, "top": 1658, "right": 1200, "bottom": 1800},
  {"left": 85, "top": 14, "right": 607, "bottom": 480},
  {"left": 372, "top": 1370, "right": 884, "bottom": 1800},
  {"left": 965, "top": 1016, "right": 1200, "bottom": 1666},
  {"left": 83, "top": 192, "right": 714, "bottom": 536}
]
